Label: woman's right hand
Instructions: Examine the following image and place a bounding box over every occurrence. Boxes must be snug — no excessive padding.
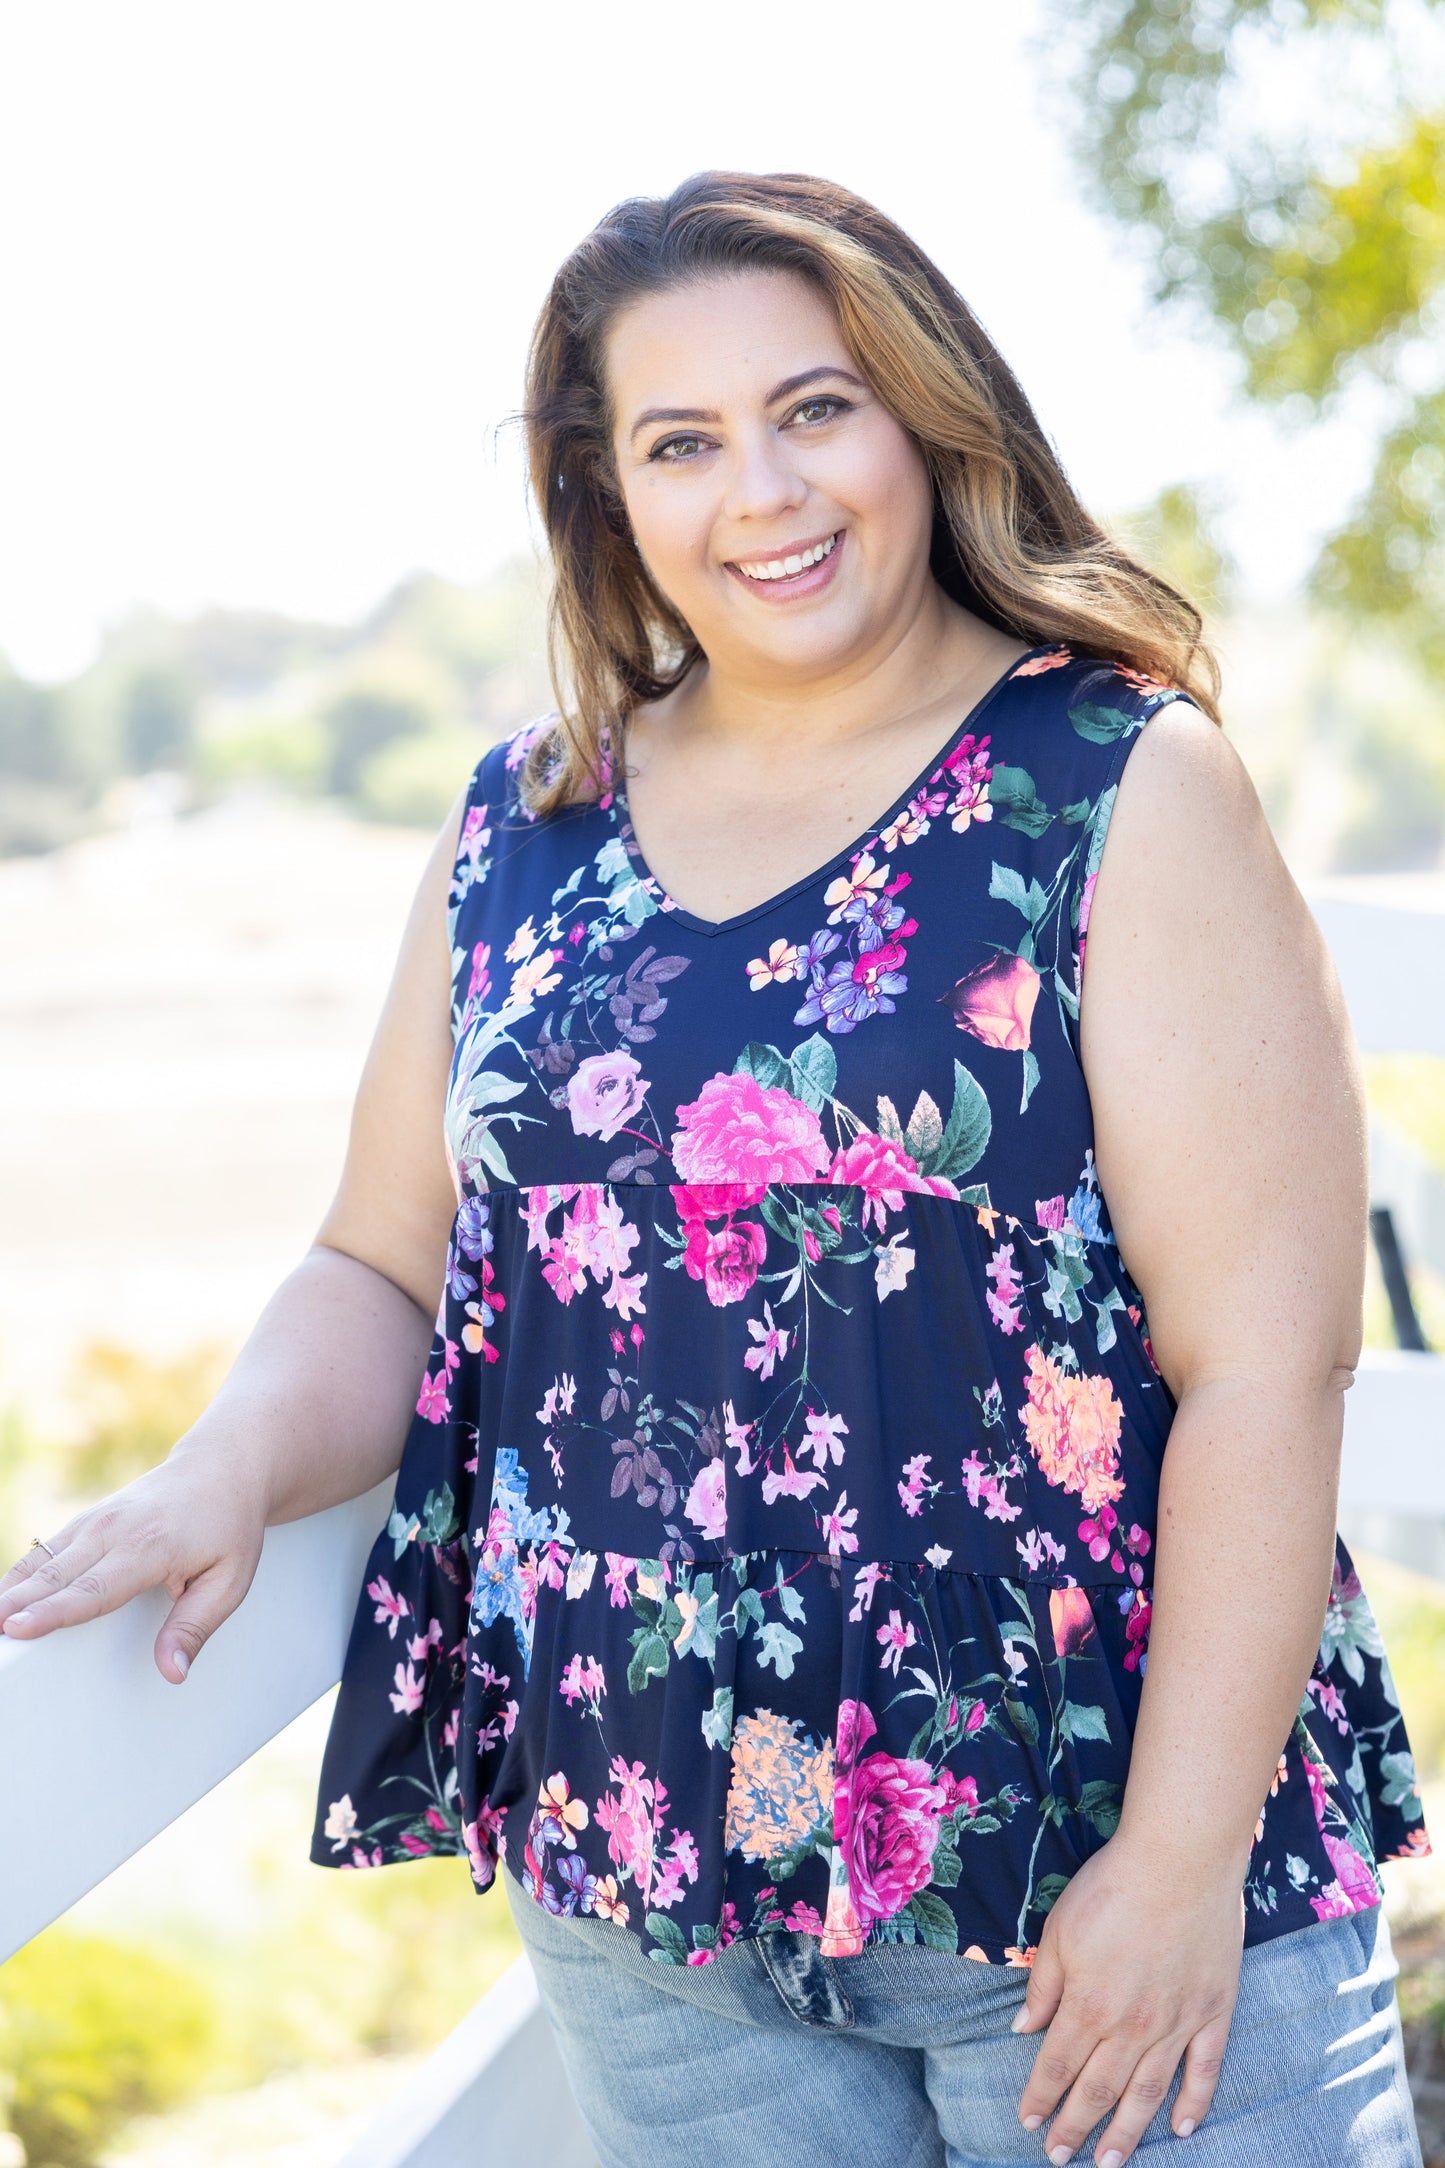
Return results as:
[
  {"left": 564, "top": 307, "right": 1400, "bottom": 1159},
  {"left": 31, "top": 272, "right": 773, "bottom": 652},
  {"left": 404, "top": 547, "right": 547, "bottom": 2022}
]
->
[{"left": 0, "top": 1441, "right": 269, "bottom": 1683}]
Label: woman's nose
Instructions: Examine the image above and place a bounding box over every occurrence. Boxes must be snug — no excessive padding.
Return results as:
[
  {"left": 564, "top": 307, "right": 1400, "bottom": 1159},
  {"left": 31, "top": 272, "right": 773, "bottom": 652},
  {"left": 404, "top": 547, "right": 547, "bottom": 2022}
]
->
[{"left": 722, "top": 431, "right": 808, "bottom": 525}]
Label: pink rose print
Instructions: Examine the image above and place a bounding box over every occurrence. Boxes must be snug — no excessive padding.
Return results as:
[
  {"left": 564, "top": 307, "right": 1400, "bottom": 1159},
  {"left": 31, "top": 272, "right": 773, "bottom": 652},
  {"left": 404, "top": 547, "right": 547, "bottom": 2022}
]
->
[
  {"left": 683, "top": 1457, "right": 727, "bottom": 1541},
  {"left": 671, "top": 1073, "right": 831, "bottom": 1184},
  {"left": 1048, "top": 1585, "right": 1097, "bottom": 1659},
  {"left": 566, "top": 1051, "right": 648, "bottom": 1142},
  {"left": 940, "top": 953, "right": 1041, "bottom": 1052},
  {"left": 828, "top": 1132, "right": 958, "bottom": 1231},
  {"left": 1076, "top": 871, "right": 1099, "bottom": 993},
  {"left": 1317, "top": 1821, "right": 1386, "bottom": 1925},
  {"left": 828, "top": 1700, "right": 946, "bottom": 1943},
  {"left": 682, "top": 1215, "right": 767, "bottom": 1305}
]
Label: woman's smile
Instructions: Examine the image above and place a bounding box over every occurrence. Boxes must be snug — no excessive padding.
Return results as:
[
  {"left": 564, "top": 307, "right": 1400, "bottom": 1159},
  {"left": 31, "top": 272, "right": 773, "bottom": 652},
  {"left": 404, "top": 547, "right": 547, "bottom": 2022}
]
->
[{"left": 726, "top": 528, "right": 845, "bottom": 599}]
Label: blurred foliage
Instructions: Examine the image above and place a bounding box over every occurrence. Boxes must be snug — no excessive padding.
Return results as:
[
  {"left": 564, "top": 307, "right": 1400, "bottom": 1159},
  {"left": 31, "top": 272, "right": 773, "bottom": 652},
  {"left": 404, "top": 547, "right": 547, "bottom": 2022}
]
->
[
  {"left": 1041, "top": 0, "right": 1445, "bottom": 676},
  {"left": 1114, "top": 479, "right": 1237, "bottom": 622},
  {"left": 0, "top": 560, "right": 551, "bottom": 857},
  {"left": 0, "top": 1932, "right": 216, "bottom": 2167},
  {"left": 61, "top": 1339, "right": 235, "bottom": 1499},
  {"left": 1365, "top": 1054, "right": 1445, "bottom": 1170}
]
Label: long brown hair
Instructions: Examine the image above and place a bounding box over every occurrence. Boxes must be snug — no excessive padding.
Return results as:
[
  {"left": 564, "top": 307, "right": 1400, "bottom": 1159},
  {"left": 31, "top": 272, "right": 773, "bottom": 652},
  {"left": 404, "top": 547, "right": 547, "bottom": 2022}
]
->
[{"left": 520, "top": 170, "right": 1221, "bottom": 814}]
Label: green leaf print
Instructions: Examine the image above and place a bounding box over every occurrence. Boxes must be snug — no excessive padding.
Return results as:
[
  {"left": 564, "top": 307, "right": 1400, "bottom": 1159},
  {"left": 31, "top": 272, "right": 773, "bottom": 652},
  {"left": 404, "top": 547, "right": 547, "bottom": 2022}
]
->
[
  {"left": 702, "top": 1688, "right": 734, "bottom": 1751},
  {"left": 1319, "top": 1582, "right": 1386, "bottom": 1686},
  {"left": 1068, "top": 703, "right": 1135, "bottom": 744},
  {"left": 789, "top": 1032, "right": 838, "bottom": 1112},
  {"left": 989, "top": 863, "right": 1049, "bottom": 922},
  {"left": 928, "top": 1060, "right": 991, "bottom": 1180},
  {"left": 758, "top": 1620, "right": 804, "bottom": 1678},
  {"left": 1003, "top": 1696, "right": 1040, "bottom": 1747},
  {"left": 1076, "top": 1779, "right": 1123, "bottom": 1837},
  {"left": 627, "top": 1629, "right": 671, "bottom": 1695},
  {"left": 646, "top": 1913, "right": 689, "bottom": 1963},
  {"left": 988, "top": 762, "right": 1053, "bottom": 838},
  {"left": 907, "top": 1889, "right": 959, "bottom": 1951},
  {"left": 454, "top": 1114, "right": 518, "bottom": 1188},
  {"left": 1379, "top": 1750, "right": 1423, "bottom": 1816},
  {"left": 775, "top": 1569, "right": 806, "bottom": 1623},
  {"left": 1092, "top": 1284, "right": 1127, "bottom": 1355},
  {"left": 1034, "top": 1872, "right": 1072, "bottom": 1916},
  {"left": 1083, "top": 785, "right": 1119, "bottom": 887},
  {"left": 931, "top": 1828, "right": 964, "bottom": 1887},
  {"left": 386, "top": 1506, "right": 421, "bottom": 1560},
  {"left": 904, "top": 1090, "right": 944, "bottom": 1165},
  {"left": 1057, "top": 1701, "right": 1112, "bottom": 1744},
  {"left": 613, "top": 874, "right": 659, "bottom": 927},
  {"left": 1020, "top": 1049, "right": 1040, "bottom": 1114},
  {"left": 735, "top": 1041, "right": 791, "bottom": 1091},
  {"left": 417, "top": 1483, "right": 460, "bottom": 1546},
  {"left": 875, "top": 1094, "right": 905, "bottom": 1144},
  {"left": 687, "top": 1576, "right": 721, "bottom": 1662}
]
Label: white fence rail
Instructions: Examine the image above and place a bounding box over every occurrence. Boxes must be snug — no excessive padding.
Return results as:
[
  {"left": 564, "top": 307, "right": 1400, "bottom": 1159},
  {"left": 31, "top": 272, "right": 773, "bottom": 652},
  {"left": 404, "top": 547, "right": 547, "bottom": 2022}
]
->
[{"left": 0, "top": 884, "right": 1440, "bottom": 2165}]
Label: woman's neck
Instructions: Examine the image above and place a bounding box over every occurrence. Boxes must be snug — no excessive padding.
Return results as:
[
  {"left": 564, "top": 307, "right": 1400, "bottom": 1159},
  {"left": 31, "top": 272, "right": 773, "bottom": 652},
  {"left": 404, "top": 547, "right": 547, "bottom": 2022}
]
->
[{"left": 654, "top": 584, "right": 1016, "bottom": 772}]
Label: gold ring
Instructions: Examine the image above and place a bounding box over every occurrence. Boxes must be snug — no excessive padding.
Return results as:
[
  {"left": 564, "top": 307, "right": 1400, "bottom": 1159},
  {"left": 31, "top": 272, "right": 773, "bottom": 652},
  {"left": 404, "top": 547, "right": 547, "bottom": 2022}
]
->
[{"left": 29, "top": 1536, "right": 57, "bottom": 1560}]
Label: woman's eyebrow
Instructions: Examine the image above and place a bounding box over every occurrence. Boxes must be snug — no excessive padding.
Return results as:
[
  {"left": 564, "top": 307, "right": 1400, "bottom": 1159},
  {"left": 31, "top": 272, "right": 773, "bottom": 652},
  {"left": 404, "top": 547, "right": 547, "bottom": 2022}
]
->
[{"left": 627, "top": 365, "right": 868, "bottom": 442}]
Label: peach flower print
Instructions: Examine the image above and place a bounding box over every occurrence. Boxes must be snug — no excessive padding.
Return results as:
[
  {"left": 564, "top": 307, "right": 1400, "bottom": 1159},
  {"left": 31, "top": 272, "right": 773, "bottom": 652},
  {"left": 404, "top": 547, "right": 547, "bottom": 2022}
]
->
[
  {"left": 1019, "top": 1344, "right": 1125, "bottom": 1513},
  {"left": 1011, "top": 647, "right": 1072, "bottom": 675}
]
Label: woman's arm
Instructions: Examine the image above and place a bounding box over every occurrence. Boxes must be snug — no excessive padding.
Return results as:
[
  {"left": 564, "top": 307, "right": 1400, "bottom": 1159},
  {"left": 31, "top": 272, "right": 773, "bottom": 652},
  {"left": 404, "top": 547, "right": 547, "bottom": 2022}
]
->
[
  {"left": 0, "top": 775, "right": 473, "bottom": 1674},
  {"left": 1012, "top": 700, "right": 1368, "bottom": 2167}
]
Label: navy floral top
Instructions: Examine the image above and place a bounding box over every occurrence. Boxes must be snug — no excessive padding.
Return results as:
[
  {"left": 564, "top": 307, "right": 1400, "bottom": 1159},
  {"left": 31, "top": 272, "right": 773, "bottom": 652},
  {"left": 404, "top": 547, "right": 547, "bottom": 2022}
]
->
[{"left": 310, "top": 644, "right": 1430, "bottom": 1967}]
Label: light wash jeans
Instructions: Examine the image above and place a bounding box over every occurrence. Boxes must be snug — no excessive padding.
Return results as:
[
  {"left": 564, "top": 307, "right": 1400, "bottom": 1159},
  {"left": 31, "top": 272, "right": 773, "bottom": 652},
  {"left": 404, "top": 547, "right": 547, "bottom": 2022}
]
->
[{"left": 505, "top": 1873, "right": 1423, "bottom": 2168}]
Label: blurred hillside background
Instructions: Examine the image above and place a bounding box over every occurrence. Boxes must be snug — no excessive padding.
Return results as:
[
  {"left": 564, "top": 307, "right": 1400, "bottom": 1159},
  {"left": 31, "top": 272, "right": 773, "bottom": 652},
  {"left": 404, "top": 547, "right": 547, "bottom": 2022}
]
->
[{"left": 2, "top": 0, "right": 1444, "bottom": 2163}]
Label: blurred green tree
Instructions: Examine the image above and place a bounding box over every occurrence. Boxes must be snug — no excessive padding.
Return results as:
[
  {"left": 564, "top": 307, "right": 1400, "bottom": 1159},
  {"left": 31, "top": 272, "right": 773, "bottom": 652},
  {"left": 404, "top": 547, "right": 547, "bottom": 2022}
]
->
[
  {"left": 322, "top": 688, "right": 433, "bottom": 797},
  {"left": 0, "top": 1931, "right": 216, "bottom": 2167},
  {"left": 1042, "top": 0, "right": 1445, "bottom": 673},
  {"left": 119, "top": 664, "right": 197, "bottom": 772},
  {"left": 1114, "top": 480, "right": 1237, "bottom": 622},
  {"left": 61, "top": 1338, "right": 234, "bottom": 1500}
]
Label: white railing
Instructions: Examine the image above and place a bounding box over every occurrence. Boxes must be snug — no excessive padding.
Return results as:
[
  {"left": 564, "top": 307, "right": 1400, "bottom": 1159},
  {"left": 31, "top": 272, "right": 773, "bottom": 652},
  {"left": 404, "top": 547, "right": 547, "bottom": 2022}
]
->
[{"left": 1, "top": 885, "right": 1441, "bottom": 2165}]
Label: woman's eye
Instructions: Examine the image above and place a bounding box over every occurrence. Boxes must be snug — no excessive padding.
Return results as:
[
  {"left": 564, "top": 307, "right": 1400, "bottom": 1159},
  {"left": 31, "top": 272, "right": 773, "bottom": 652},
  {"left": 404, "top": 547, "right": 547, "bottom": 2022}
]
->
[
  {"left": 793, "top": 396, "right": 845, "bottom": 426},
  {"left": 651, "top": 434, "right": 706, "bottom": 463}
]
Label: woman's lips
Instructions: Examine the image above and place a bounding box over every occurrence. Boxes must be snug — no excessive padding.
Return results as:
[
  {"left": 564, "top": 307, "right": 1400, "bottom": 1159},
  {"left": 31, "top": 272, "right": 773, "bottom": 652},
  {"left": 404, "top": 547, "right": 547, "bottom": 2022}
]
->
[{"left": 725, "top": 528, "right": 846, "bottom": 601}]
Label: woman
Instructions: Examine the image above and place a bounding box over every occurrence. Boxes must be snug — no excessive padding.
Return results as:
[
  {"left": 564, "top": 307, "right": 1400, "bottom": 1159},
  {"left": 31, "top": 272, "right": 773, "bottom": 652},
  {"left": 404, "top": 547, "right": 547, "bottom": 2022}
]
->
[{"left": 0, "top": 172, "right": 1429, "bottom": 2167}]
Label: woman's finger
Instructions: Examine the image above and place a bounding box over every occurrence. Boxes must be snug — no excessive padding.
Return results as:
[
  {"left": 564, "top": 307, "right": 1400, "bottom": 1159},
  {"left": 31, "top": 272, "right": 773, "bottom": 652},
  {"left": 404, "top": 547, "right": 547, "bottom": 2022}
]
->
[
  {"left": 155, "top": 1554, "right": 260, "bottom": 1684},
  {"left": 0, "top": 1526, "right": 99, "bottom": 1627},
  {"left": 0, "top": 1520, "right": 83, "bottom": 1602},
  {"left": 1087, "top": 2036, "right": 1189, "bottom": 2165},
  {"left": 1031, "top": 2036, "right": 1142, "bottom": 2164},
  {"left": 0, "top": 1517, "right": 164, "bottom": 1636},
  {"left": 1170, "top": 2016, "right": 1231, "bottom": 2139},
  {"left": 1014, "top": 1931, "right": 1066, "bottom": 2039},
  {"left": 1017, "top": 2006, "right": 1096, "bottom": 2136}
]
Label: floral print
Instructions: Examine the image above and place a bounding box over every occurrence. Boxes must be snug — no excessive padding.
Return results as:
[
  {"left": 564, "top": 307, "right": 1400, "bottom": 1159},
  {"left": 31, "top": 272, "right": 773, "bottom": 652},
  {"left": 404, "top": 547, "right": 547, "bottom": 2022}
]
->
[{"left": 311, "top": 644, "right": 1429, "bottom": 1966}]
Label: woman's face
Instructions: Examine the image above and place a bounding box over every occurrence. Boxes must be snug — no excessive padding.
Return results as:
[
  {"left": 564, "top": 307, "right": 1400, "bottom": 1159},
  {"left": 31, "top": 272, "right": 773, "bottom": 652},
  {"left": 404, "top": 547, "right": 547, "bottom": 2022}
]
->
[{"left": 603, "top": 268, "right": 938, "bottom": 688}]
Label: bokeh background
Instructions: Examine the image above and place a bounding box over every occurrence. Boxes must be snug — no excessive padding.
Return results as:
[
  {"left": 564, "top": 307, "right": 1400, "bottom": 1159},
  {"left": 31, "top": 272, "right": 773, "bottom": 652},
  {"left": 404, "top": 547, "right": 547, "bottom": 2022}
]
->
[{"left": 2, "top": 1, "right": 1444, "bottom": 2161}]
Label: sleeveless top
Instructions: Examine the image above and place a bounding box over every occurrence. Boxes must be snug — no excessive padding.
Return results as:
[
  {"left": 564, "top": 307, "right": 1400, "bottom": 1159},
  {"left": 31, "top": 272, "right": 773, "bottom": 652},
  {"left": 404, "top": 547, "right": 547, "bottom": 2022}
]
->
[{"left": 309, "top": 643, "right": 1430, "bottom": 1966}]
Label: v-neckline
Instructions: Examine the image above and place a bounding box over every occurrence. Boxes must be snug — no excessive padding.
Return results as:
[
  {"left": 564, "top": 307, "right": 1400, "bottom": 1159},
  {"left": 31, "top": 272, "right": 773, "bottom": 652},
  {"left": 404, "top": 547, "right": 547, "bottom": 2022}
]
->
[{"left": 610, "top": 642, "right": 1059, "bottom": 938}]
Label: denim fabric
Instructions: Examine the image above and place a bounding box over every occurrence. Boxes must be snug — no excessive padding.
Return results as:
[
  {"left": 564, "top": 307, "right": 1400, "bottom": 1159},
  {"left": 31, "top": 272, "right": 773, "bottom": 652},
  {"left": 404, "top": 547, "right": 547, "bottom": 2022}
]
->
[{"left": 505, "top": 1872, "right": 1423, "bottom": 2168}]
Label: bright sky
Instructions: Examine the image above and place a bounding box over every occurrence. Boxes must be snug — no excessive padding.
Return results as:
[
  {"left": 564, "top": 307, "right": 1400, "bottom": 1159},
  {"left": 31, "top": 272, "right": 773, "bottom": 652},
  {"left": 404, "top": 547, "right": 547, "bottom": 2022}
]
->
[{"left": 0, "top": 0, "right": 1380, "bottom": 682}]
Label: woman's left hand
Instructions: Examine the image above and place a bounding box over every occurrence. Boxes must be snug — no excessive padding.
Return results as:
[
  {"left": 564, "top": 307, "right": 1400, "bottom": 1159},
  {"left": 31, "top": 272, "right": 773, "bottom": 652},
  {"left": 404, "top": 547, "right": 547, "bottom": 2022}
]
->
[{"left": 1012, "top": 1828, "right": 1247, "bottom": 2164}]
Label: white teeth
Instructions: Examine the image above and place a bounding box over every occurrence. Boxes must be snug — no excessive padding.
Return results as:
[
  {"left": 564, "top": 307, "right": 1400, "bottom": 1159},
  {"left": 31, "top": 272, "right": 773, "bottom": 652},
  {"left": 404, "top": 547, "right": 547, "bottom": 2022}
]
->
[{"left": 737, "top": 533, "right": 838, "bottom": 582}]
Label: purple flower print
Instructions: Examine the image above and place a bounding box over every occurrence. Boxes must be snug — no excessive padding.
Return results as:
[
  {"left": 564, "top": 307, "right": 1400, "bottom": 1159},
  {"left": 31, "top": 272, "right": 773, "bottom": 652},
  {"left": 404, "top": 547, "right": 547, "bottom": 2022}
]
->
[
  {"left": 794, "top": 943, "right": 909, "bottom": 1032},
  {"left": 456, "top": 1195, "right": 495, "bottom": 1263}
]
